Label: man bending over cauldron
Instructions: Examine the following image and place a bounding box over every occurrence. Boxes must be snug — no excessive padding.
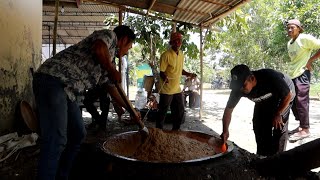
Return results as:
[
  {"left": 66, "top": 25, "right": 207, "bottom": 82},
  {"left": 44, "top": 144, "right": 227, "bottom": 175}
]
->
[
  {"left": 220, "top": 64, "right": 295, "bottom": 156},
  {"left": 33, "top": 25, "right": 139, "bottom": 180}
]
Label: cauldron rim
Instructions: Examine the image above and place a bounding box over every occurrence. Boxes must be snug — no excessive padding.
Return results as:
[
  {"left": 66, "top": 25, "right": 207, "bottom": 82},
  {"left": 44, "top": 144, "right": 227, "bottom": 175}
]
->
[{"left": 101, "top": 130, "right": 234, "bottom": 164}]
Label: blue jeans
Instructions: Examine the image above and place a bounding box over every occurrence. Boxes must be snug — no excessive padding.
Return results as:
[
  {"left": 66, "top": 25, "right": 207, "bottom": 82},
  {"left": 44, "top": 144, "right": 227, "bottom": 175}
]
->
[{"left": 33, "top": 73, "right": 86, "bottom": 180}]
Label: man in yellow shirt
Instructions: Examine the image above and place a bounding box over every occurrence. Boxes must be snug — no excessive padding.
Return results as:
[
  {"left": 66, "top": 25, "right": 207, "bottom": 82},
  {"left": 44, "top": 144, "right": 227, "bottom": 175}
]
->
[
  {"left": 157, "top": 32, "right": 196, "bottom": 130},
  {"left": 286, "top": 19, "right": 320, "bottom": 141}
]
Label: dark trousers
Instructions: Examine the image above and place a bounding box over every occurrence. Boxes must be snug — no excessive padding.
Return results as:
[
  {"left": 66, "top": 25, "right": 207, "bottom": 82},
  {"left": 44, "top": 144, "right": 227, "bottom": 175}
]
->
[
  {"left": 184, "top": 91, "right": 200, "bottom": 108},
  {"left": 83, "top": 85, "right": 110, "bottom": 125},
  {"left": 291, "top": 70, "right": 310, "bottom": 129},
  {"left": 157, "top": 93, "right": 185, "bottom": 130},
  {"left": 189, "top": 92, "right": 200, "bottom": 108},
  {"left": 253, "top": 99, "right": 293, "bottom": 156}
]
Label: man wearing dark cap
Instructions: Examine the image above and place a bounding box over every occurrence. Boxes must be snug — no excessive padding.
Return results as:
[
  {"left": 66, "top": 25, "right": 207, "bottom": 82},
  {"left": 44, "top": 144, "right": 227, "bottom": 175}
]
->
[
  {"left": 157, "top": 32, "right": 196, "bottom": 130},
  {"left": 220, "top": 64, "right": 295, "bottom": 156},
  {"left": 286, "top": 19, "right": 320, "bottom": 141}
]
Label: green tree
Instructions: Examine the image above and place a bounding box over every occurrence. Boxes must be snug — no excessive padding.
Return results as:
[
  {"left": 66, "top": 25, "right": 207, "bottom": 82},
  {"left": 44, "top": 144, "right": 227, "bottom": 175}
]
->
[
  {"left": 124, "top": 14, "right": 201, "bottom": 86},
  {"left": 279, "top": 0, "right": 320, "bottom": 81},
  {"left": 203, "top": 0, "right": 320, "bottom": 82}
]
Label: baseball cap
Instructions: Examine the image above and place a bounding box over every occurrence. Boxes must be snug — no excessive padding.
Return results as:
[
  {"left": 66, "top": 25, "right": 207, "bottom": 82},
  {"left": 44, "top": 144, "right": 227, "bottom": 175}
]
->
[
  {"left": 287, "top": 19, "right": 304, "bottom": 32},
  {"left": 229, "top": 64, "right": 252, "bottom": 90}
]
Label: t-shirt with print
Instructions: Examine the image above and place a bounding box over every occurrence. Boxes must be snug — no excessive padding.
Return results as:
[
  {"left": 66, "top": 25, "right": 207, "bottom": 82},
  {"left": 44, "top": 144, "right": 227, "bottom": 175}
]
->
[
  {"left": 36, "top": 29, "right": 117, "bottom": 101},
  {"left": 159, "top": 48, "right": 184, "bottom": 95},
  {"left": 226, "top": 69, "right": 295, "bottom": 109},
  {"left": 287, "top": 33, "right": 320, "bottom": 79}
]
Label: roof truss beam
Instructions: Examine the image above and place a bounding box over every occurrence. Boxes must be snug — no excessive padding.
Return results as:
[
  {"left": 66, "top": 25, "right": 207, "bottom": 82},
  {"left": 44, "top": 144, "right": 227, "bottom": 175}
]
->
[
  {"left": 147, "top": 0, "right": 157, "bottom": 15},
  {"left": 43, "top": 26, "right": 102, "bottom": 31},
  {"left": 43, "top": 21, "right": 107, "bottom": 27},
  {"left": 43, "top": 11, "right": 115, "bottom": 16},
  {"left": 43, "top": 35, "right": 86, "bottom": 38}
]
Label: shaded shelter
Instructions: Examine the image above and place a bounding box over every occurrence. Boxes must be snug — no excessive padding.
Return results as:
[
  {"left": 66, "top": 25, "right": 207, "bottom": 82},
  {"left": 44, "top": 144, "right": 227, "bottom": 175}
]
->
[{"left": 42, "top": 0, "right": 251, "bottom": 117}]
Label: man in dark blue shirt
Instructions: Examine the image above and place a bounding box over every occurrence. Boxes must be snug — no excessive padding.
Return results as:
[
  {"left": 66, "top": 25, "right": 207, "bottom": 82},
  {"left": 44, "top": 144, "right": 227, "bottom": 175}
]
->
[{"left": 220, "top": 64, "right": 296, "bottom": 156}]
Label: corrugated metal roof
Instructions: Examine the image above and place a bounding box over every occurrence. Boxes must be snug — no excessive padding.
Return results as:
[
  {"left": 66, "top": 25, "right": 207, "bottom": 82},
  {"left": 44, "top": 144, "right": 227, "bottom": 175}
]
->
[
  {"left": 42, "top": 0, "right": 250, "bottom": 44},
  {"left": 43, "top": 1, "right": 118, "bottom": 44}
]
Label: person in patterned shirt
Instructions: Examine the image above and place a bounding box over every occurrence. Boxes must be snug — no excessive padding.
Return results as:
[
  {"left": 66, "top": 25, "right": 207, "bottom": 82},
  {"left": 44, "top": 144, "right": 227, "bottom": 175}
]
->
[{"left": 32, "top": 25, "right": 136, "bottom": 180}]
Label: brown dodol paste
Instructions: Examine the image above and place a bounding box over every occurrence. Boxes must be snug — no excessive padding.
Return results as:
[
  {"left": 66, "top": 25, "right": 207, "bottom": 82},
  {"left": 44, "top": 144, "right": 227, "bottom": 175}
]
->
[{"left": 105, "top": 128, "right": 216, "bottom": 162}]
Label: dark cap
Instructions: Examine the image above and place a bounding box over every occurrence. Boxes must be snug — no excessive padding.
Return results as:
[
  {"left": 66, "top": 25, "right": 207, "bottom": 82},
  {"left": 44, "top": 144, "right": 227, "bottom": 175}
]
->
[
  {"left": 230, "top": 64, "right": 252, "bottom": 90},
  {"left": 287, "top": 19, "right": 304, "bottom": 32}
]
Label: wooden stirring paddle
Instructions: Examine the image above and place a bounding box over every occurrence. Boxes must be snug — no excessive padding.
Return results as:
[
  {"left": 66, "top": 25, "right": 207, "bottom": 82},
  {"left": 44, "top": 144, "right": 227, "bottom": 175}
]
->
[{"left": 114, "top": 83, "right": 149, "bottom": 135}]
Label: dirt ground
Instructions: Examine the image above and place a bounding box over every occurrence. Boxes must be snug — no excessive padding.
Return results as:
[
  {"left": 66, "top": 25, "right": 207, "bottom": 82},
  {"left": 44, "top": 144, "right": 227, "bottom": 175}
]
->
[
  {"left": 200, "top": 89, "right": 320, "bottom": 172},
  {"left": 1, "top": 89, "right": 320, "bottom": 179}
]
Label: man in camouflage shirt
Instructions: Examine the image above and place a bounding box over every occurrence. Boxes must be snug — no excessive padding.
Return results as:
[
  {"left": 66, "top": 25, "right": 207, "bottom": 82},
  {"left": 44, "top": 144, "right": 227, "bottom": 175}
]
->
[{"left": 33, "top": 25, "right": 136, "bottom": 180}]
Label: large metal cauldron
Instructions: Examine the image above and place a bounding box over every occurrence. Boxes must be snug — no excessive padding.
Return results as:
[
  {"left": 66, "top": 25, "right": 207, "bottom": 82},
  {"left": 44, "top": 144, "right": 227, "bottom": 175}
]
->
[{"left": 102, "top": 130, "right": 234, "bottom": 164}]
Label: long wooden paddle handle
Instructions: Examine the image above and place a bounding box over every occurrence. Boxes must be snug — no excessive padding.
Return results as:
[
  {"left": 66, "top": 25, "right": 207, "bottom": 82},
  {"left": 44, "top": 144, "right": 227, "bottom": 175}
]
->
[{"left": 114, "top": 83, "right": 145, "bottom": 129}]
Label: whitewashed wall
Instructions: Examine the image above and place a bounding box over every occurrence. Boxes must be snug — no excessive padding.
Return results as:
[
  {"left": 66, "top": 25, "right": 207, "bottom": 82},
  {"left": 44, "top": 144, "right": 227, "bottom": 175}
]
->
[{"left": 0, "top": 0, "right": 42, "bottom": 134}]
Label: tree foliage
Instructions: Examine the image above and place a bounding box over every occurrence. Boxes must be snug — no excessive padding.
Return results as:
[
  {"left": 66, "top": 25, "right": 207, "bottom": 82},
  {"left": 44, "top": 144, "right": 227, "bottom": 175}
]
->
[
  {"left": 203, "top": 0, "right": 320, "bottom": 81},
  {"left": 124, "top": 14, "right": 200, "bottom": 62},
  {"left": 121, "top": 0, "right": 320, "bottom": 83},
  {"left": 123, "top": 14, "right": 204, "bottom": 82}
]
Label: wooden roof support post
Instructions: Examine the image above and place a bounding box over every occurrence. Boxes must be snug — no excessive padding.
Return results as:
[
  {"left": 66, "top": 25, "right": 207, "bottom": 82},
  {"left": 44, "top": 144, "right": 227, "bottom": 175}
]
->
[
  {"left": 146, "top": 0, "right": 157, "bottom": 16},
  {"left": 172, "top": 22, "right": 176, "bottom": 32},
  {"left": 48, "top": 26, "right": 51, "bottom": 57},
  {"left": 118, "top": 9, "right": 123, "bottom": 81},
  {"left": 53, "top": 0, "right": 60, "bottom": 56},
  {"left": 119, "top": 9, "right": 123, "bottom": 26},
  {"left": 199, "top": 25, "right": 203, "bottom": 119}
]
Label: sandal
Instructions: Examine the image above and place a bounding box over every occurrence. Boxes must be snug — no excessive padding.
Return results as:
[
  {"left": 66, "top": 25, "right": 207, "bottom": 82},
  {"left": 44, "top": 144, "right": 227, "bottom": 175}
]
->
[
  {"left": 288, "top": 126, "right": 301, "bottom": 135},
  {"left": 289, "top": 130, "right": 310, "bottom": 142}
]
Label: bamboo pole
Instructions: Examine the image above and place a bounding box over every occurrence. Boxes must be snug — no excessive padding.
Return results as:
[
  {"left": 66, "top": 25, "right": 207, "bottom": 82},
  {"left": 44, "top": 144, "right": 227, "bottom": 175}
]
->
[
  {"left": 199, "top": 25, "right": 203, "bottom": 119},
  {"left": 52, "top": 0, "right": 60, "bottom": 56},
  {"left": 118, "top": 10, "right": 123, "bottom": 74},
  {"left": 146, "top": 0, "right": 157, "bottom": 15},
  {"left": 48, "top": 26, "right": 51, "bottom": 57}
]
